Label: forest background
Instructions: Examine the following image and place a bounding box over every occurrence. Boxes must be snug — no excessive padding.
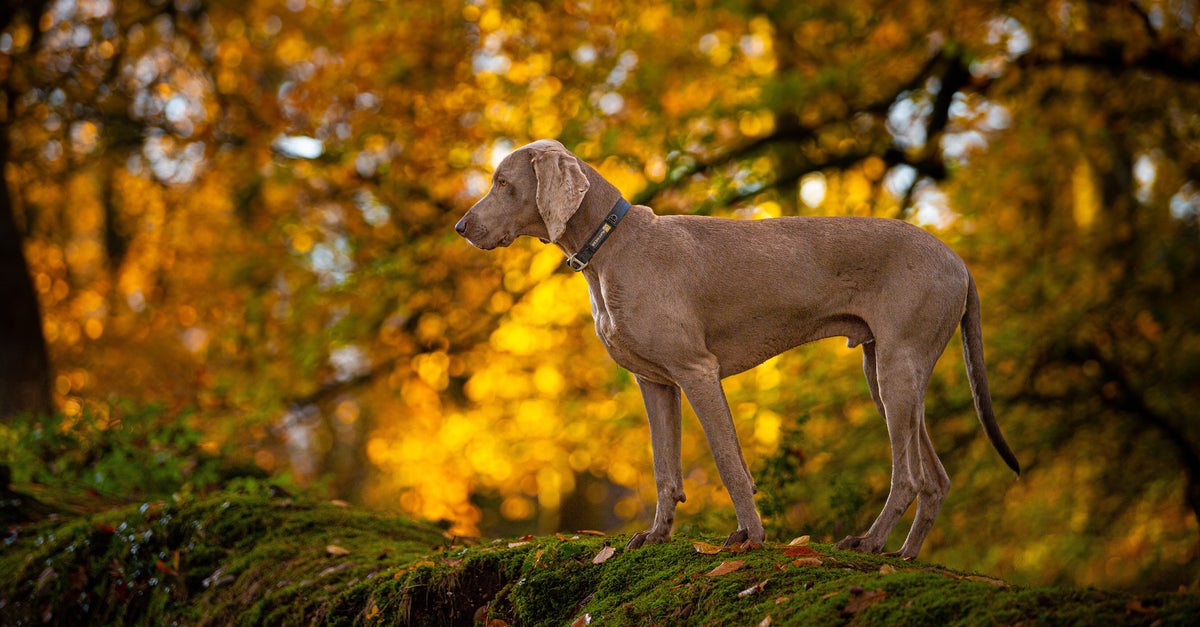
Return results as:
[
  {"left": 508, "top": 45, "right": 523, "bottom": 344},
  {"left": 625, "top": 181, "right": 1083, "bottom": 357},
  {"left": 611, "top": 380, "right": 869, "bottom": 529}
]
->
[{"left": 2, "top": 0, "right": 1198, "bottom": 592}]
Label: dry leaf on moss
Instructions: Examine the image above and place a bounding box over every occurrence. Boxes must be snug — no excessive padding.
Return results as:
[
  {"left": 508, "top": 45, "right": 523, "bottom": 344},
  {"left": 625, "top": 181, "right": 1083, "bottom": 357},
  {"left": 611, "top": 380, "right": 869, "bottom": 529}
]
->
[
  {"left": 738, "top": 579, "right": 769, "bottom": 598},
  {"left": 704, "top": 560, "right": 745, "bottom": 577},
  {"left": 693, "top": 541, "right": 724, "bottom": 555},
  {"left": 783, "top": 546, "right": 822, "bottom": 557},
  {"left": 592, "top": 545, "right": 616, "bottom": 564}
]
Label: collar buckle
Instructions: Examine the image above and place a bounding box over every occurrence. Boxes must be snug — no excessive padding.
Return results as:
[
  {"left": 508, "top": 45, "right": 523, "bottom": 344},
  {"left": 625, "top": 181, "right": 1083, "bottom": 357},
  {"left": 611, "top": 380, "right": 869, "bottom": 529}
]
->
[{"left": 565, "top": 254, "right": 588, "bottom": 272}]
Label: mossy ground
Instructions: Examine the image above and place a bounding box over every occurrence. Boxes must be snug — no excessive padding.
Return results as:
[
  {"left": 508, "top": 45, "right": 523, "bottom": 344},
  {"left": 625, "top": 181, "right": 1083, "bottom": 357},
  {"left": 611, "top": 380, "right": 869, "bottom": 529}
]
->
[{"left": 2, "top": 484, "right": 1197, "bottom": 626}]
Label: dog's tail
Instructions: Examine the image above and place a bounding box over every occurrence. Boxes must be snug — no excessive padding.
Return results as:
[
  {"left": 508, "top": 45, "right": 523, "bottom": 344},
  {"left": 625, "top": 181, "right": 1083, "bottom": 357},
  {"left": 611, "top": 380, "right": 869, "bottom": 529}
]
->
[{"left": 962, "top": 272, "right": 1021, "bottom": 476}]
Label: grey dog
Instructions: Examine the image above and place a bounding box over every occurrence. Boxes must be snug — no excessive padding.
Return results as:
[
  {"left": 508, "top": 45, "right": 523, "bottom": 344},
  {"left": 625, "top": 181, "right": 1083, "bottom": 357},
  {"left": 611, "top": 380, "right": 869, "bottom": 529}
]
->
[{"left": 455, "top": 139, "right": 1019, "bottom": 558}]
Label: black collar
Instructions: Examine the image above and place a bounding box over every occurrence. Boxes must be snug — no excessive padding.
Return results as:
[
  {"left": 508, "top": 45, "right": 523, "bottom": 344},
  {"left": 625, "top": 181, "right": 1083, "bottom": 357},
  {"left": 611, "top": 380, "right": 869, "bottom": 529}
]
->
[{"left": 565, "top": 197, "right": 631, "bottom": 272}]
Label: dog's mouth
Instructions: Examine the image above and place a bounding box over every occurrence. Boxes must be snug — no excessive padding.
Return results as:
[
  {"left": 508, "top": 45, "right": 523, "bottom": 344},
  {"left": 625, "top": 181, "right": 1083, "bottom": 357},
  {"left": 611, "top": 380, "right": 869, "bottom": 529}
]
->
[{"left": 465, "top": 232, "right": 513, "bottom": 250}]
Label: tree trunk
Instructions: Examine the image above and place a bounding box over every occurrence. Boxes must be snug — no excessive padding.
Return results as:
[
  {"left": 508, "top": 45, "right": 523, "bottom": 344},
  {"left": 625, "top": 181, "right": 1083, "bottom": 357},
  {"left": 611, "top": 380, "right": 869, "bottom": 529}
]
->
[{"left": 0, "top": 132, "right": 53, "bottom": 418}]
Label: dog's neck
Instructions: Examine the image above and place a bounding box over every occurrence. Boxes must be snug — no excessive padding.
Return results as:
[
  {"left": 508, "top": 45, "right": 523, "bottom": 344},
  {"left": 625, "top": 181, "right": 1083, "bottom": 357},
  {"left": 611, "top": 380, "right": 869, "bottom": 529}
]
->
[{"left": 554, "top": 160, "right": 627, "bottom": 262}]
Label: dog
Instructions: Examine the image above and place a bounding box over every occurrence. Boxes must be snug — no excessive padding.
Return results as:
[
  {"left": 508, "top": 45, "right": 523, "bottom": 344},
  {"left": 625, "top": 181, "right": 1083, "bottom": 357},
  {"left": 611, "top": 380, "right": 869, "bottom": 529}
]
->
[{"left": 454, "top": 139, "right": 1019, "bottom": 558}]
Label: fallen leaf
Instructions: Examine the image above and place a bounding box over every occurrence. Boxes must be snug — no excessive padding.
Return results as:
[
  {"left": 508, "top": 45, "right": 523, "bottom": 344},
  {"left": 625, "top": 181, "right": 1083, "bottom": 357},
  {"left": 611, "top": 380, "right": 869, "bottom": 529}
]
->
[
  {"left": 94, "top": 522, "right": 116, "bottom": 534},
  {"left": 154, "top": 560, "right": 179, "bottom": 577},
  {"left": 507, "top": 541, "right": 529, "bottom": 548},
  {"left": 729, "top": 539, "right": 763, "bottom": 553},
  {"left": 592, "top": 545, "right": 616, "bottom": 564},
  {"left": 517, "top": 534, "right": 536, "bottom": 541},
  {"left": 792, "top": 558, "right": 823, "bottom": 567},
  {"left": 693, "top": 541, "right": 724, "bottom": 555},
  {"left": 844, "top": 588, "right": 887, "bottom": 614},
  {"left": 329, "top": 499, "right": 350, "bottom": 507},
  {"left": 704, "top": 560, "right": 745, "bottom": 577},
  {"left": 879, "top": 564, "right": 898, "bottom": 575},
  {"left": 326, "top": 545, "right": 351, "bottom": 556},
  {"left": 783, "top": 546, "right": 823, "bottom": 557},
  {"left": 757, "top": 616, "right": 772, "bottom": 626},
  {"left": 775, "top": 596, "right": 790, "bottom": 604},
  {"left": 570, "top": 613, "right": 591, "bottom": 627},
  {"left": 738, "top": 579, "right": 769, "bottom": 598},
  {"left": 578, "top": 530, "right": 606, "bottom": 537},
  {"left": 365, "top": 604, "right": 380, "bottom": 620},
  {"left": 788, "top": 535, "right": 811, "bottom": 546}
]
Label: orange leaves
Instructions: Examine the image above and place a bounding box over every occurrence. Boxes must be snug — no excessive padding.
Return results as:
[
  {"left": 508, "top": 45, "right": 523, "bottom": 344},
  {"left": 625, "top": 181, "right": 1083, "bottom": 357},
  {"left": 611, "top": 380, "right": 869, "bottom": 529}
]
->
[
  {"left": 782, "top": 546, "right": 822, "bottom": 558},
  {"left": 693, "top": 541, "right": 724, "bottom": 555},
  {"left": 703, "top": 560, "right": 745, "bottom": 577}
]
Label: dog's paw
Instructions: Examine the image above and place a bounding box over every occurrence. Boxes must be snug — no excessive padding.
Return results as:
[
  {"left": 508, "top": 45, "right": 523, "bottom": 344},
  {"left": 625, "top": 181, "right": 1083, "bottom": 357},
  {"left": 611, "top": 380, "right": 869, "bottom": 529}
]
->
[
  {"left": 625, "top": 529, "right": 670, "bottom": 550},
  {"left": 836, "top": 535, "right": 883, "bottom": 554},
  {"left": 722, "top": 529, "right": 750, "bottom": 547},
  {"left": 884, "top": 546, "right": 921, "bottom": 560}
]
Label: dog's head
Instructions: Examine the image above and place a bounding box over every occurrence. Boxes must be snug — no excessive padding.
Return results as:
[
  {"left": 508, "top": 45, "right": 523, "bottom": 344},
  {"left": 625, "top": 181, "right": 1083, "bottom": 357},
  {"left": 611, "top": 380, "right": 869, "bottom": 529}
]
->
[{"left": 454, "top": 139, "right": 591, "bottom": 249}]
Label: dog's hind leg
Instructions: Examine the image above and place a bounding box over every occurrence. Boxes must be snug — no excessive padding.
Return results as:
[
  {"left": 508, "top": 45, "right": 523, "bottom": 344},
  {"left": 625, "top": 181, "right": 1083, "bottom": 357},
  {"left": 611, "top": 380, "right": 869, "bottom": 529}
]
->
[
  {"left": 892, "top": 419, "right": 950, "bottom": 559},
  {"left": 837, "top": 346, "right": 930, "bottom": 554}
]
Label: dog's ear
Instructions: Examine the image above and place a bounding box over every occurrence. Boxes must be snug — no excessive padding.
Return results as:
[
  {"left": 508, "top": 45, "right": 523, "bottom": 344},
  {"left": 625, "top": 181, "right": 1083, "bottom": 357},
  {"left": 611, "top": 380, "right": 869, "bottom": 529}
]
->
[{"left": 532, "top": 148, "right": 589, "bottom": 243}]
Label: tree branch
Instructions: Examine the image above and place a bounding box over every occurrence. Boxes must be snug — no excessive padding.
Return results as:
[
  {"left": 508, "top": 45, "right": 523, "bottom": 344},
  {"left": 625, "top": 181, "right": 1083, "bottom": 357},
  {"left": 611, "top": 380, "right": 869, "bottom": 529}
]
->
[
  {"left": 1017, "top": 47, "right": 1200, "bottom": 84},
  {"left": 633, "top": 50, "right": 952, "bottom": 209}
]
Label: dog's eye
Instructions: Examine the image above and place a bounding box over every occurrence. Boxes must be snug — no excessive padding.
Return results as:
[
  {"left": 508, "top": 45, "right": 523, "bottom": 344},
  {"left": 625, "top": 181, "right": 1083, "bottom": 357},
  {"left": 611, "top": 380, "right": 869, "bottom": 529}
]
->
[{"left": 495, "top": 178, "right": 507, "bottom": 188}]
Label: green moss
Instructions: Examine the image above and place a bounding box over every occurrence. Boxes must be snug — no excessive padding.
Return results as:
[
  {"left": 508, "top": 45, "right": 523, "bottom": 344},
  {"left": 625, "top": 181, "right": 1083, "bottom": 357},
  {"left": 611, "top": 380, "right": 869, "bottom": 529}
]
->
[
  {"left": 3, "top": 488, "right": 1199, "bottom": 625},
  {"left": 0, "top": 481, "right": 446, "bottom": 626}
]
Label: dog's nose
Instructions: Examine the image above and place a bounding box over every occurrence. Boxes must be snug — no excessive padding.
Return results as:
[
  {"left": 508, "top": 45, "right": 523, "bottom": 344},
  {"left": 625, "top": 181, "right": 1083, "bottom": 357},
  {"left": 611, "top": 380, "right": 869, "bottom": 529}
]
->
[{"left": 454, "top": 217, "right": 468, "bottom": 237}]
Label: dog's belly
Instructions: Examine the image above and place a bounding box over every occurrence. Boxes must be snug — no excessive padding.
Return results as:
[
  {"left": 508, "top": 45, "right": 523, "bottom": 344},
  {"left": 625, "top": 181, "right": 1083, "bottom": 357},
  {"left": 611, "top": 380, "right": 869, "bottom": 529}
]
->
[
  {"left": 707, "top": 313, "right": 874, "bottom": 378},
  {"left": 592, "top": 299, "right": 873, "bottom": 384}
]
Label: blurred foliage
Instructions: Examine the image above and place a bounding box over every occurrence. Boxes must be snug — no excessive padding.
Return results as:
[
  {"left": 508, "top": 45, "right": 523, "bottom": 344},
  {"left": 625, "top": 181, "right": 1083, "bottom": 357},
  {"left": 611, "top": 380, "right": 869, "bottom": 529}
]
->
[
  {"left": 2, "top": 0, "right": 1199, "bottom": 591},
  {"left": 0, "top": 403, "right": 236, "bottom": 501}
]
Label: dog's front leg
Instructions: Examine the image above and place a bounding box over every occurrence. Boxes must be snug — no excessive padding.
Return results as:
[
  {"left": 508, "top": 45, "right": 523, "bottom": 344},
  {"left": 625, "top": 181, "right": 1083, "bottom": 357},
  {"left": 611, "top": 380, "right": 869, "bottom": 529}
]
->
[
  {"left": 675, "top": 363, "right": 765, "bottom": 547},
  {"left": 626, "top": 376, "right": 686, "bottom": 550}
]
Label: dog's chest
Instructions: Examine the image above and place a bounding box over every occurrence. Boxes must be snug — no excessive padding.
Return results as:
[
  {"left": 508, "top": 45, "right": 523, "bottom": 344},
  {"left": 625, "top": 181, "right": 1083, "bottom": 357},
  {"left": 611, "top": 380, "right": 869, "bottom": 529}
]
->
[{"left": 587, "top": 279, "right": 669, "bottom": 380}]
